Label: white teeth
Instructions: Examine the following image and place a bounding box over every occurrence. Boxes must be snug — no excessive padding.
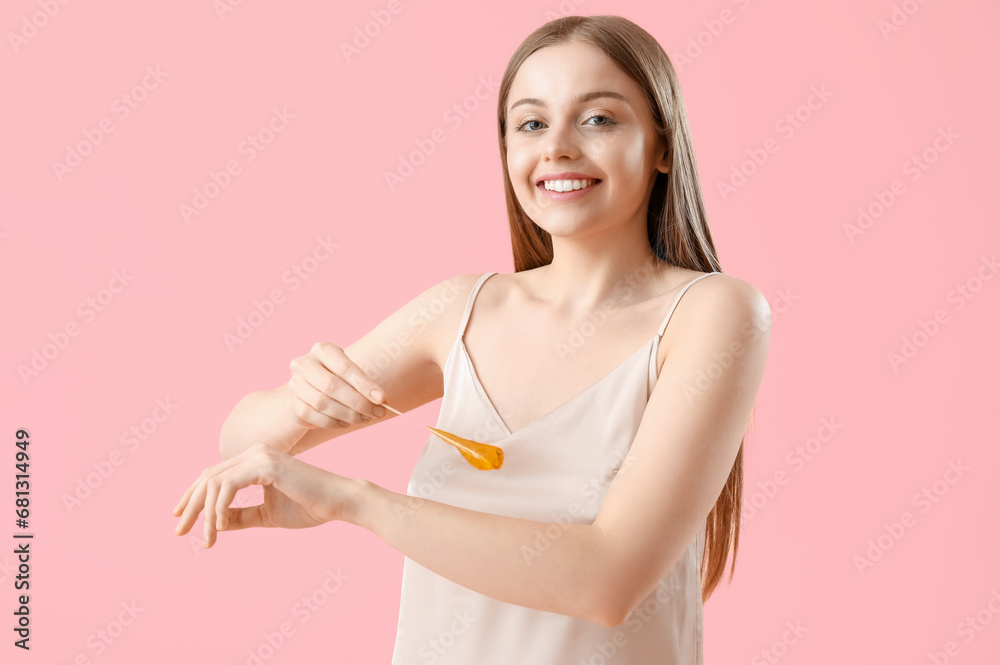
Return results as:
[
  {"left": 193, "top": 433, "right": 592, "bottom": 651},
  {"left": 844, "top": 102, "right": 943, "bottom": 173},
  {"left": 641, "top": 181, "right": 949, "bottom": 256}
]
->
[{"left": 543, "top": 178, "right": 597, "bottom": 192}]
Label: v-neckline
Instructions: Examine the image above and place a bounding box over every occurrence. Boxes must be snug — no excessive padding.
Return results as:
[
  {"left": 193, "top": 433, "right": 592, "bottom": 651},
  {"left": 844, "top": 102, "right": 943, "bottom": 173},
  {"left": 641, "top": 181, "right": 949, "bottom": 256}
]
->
[{"left": 456, "top": 333, "right": 658, "bottom": 440}]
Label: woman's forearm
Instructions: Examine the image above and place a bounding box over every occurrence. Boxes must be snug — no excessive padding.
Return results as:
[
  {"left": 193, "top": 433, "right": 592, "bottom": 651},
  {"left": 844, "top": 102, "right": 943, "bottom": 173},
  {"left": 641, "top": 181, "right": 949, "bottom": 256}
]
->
[
  {"left": 219, "top": 386, "right": 310, "bottom": 459},
  {"left": 345, "top": 478, "right": 619, "bottom": 626}
]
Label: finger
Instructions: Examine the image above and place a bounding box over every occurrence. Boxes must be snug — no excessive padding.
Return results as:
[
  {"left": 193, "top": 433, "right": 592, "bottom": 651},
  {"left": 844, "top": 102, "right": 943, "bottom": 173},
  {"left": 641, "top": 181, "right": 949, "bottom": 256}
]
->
[
  {"left": 174, "top": 453, "right": 250, "bottom": 536},
  {"left": 306, "top": 367, "right": 379, "bottom": 422},
  {"left": 173, "top": 467, "right": 215, "bottom": 516},
  {"left": 211, "top": 451, "right": 281, "bottom": 536},
  {"left": 172, "top": 476, "right": 199, "bottom": 516},
  {"left": 316, "top": 344, "right": 385, "bottom": 409},
  {"left": 218, "top": 504, "right": 268, "bottom": 531},
  {"left": 174, "top": 479, "right": 207, "bottom": 537},
  {"left": 295, "top": 348, "right": 385, "bottom": 424},
  {"left": 215, "top": 473, "right": 243, "bottom": 532},
  {"left": 203, "top": 477, "right": 220, "bottom": 548},
  {"left": 289, "top": 375, "right": 352, "bottom": 428}
]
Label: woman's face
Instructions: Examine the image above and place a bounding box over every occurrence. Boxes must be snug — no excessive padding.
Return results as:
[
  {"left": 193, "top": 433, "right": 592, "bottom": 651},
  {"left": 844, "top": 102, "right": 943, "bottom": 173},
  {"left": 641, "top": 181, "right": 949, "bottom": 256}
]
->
[{"left": 504, "top": 40, "right": 668, "bottom": 239}]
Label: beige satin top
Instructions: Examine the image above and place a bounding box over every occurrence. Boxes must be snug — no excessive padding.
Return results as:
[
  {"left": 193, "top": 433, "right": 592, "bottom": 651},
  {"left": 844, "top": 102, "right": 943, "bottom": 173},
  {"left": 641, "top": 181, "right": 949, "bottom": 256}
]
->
[{"left": 390, "top": 271, "right": 719, "bottom": 665}]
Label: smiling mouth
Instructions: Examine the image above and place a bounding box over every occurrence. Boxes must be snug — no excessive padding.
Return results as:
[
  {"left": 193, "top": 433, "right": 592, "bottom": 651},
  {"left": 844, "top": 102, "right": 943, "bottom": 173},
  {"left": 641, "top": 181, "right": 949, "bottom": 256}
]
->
[{"left": 539, "top": 178, "right": 601, "bottom": 192}]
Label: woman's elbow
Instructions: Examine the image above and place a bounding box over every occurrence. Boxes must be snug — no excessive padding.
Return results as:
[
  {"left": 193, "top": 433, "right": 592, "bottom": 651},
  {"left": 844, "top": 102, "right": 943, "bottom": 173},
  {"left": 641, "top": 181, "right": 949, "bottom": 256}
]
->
[
  {"left": 579, "top": 567, "right": 631, "bottom": 627},
  {"left": 590, "top": 608, "right": 625, "bottom": 629},
  {"left": 590, "top": 590, "right": 632, "bottom": 628}
]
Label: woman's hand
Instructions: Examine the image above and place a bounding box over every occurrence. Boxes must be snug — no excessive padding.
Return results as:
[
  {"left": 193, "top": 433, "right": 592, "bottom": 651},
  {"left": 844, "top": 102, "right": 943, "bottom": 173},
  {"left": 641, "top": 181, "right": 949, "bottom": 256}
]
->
[
  {"left": 172, "top": 443, "right": 360, "bottom": 548},
  {"left": 287, "top": 342, "right": 388, "bottom": 429}
]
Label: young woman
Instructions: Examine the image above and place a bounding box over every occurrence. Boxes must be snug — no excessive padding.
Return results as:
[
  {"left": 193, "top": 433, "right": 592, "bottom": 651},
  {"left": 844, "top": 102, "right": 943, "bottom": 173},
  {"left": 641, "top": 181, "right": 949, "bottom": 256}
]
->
[{"left": 173, "top": 15, "right": 770, "bottom": 663}]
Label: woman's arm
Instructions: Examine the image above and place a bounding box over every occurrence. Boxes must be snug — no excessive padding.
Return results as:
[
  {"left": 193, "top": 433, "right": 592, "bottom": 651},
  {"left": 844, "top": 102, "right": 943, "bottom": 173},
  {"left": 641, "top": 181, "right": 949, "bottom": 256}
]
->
[
  {"left": 218, "top": 385, "right": 311, "bottom": 458},
  {"left": 349, "top": 479, "right": 611, "bottom": 622},
  {"left": 219, "top": 274, "right": 482, "bottom": 460},
  {"left": 344, "top": 276, "right": 771, "bottom": 627},
  {"left": 219, "top": 381, "right": 394, "bottom": 459}
]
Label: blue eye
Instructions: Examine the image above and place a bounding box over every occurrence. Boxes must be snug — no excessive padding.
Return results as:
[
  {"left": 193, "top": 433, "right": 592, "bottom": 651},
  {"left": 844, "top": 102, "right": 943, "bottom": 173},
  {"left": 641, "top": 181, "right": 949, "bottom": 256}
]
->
[
  {"left": 515, "top": 119, "right": 543, "bottom": 132},
  {"left": 513, "top": 114, "right": 617, "bottom": 133}
]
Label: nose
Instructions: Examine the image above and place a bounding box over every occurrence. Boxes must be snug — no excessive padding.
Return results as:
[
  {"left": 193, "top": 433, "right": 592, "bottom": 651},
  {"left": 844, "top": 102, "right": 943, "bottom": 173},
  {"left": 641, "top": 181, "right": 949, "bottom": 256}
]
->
[{"left": 541, "top": 120, "right": 581, "bottom": 162}]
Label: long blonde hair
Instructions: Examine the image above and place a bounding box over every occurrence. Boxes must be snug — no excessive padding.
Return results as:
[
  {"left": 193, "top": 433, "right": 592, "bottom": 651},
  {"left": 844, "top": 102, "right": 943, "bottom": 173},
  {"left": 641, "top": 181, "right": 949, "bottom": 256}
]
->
[{"left": 495, "top": 15, "right": 745, "bottom": 603}]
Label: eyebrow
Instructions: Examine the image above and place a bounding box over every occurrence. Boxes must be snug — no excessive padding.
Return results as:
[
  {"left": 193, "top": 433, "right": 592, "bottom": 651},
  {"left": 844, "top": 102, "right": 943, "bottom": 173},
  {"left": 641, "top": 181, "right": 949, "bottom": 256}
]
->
[{"left": 508, "top": 90, "right": 630, "bottom": 114}]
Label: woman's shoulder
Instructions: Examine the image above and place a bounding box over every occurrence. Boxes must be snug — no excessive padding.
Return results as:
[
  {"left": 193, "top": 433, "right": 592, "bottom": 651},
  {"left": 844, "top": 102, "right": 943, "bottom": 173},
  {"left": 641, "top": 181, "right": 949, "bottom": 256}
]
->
[
  {"left": 700, "top": 270, "right": 768, "bottom": 313},
  {"left": 430, "top": 271, "right": 510, "bottom": 324},
  {"left": 445, "top": 270, "right": 517, "bottom": 303},
  {"left": 446, "top": 271, "right": 507, "bottom": 296},
  {"left": 440, "top": 267, "right": 770, "bottom": 328},
  {"left": 662, "top": 269, "right": 772, "bottom": 351}
]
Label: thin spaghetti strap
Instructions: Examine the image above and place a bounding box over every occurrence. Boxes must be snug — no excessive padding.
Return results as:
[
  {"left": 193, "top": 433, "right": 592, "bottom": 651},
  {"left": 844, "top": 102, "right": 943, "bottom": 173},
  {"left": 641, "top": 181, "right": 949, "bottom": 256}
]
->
[
  {"left": 457, "top": 272, "right": 498, "bottom": 339},
  {"left": 656, "top": 272, "right": 720, "bottom": 338}
]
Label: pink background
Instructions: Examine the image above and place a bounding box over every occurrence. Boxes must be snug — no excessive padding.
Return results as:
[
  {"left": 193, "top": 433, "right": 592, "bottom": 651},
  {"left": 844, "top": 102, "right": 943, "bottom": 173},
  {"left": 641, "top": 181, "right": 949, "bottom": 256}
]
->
[{"left": 2, "top": 0, "right": 998, "bottom": 663}]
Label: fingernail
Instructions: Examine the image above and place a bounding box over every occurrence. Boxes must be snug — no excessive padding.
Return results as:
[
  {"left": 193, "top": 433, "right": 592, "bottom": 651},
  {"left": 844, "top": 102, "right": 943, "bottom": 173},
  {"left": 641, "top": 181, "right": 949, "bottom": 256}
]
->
[
  {"left": 373, "top": 405, "right": 386, "bottom": 417},
  {"left": 361, "top": 414, "right": 372, "bottom": 421},
  {"left": 370, "top": 389, "right": 383, "bottom": 402}
]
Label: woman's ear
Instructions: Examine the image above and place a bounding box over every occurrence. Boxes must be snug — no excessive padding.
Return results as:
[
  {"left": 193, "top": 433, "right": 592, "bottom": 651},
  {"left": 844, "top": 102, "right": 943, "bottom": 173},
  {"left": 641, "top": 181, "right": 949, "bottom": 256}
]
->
[{"left": 654, "top": 140, "right": 670, "bottom": 174}]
